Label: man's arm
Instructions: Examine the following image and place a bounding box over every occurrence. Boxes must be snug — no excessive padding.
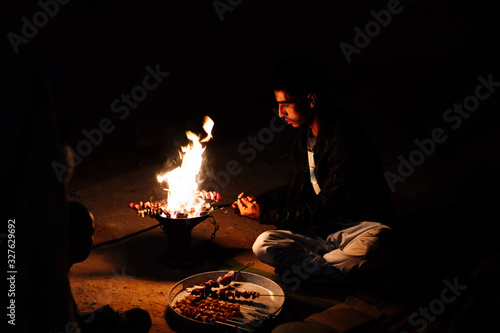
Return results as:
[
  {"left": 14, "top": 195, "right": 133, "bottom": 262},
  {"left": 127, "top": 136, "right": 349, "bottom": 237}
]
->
[
  {"left": 258, "top": 125, "right": 357, "bottom": 229},
  {"left": 235, "top": 115, "right": 389, "bottom": 228},
  {"left": 261, "top": 162, "right": 351, "bottom": 229},
  {"left": 232, "top": 185, "right": 288, "bottom": 218},
  {"left": 260, "top": 116, "right": 390, "bottom": 228},
  {"left": 236, "top": 146, "right": 352, "bottom": 228},
  {"left": 256, "top": 184, "right": 289, "bottom": 208}
]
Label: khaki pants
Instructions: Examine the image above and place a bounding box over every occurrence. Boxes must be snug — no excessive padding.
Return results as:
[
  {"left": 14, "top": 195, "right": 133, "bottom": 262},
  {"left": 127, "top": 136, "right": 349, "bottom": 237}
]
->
[{"left": 252, "top": 221, "right": 399, "bottom": 281}]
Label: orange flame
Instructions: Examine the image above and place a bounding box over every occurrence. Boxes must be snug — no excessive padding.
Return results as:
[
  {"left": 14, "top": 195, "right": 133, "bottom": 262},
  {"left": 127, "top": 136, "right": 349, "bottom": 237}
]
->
[{"left": 156, "top": 116, "right": 214, "bottom": 218}]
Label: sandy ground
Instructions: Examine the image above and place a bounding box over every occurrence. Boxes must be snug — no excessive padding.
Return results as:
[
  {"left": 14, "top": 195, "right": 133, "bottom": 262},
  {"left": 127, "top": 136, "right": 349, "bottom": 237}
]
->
[
  {"left": 67, "top": 127, "right": 294, "bottom": 332},
  {"left": 65, "top": 115, "right": 500, "bottom": 332}
]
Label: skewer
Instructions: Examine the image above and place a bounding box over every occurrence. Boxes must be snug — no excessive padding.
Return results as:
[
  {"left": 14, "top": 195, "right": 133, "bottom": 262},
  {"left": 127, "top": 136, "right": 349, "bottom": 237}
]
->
[
  {"left": 215, "top": 321, "right": 251, "bottom": 331},
  {"left": 212, "top": 202, "right": 232, "bottom": 209},
  {"left": 212, "top": 195, "right": 256, "bottom": 210},
  {"left": 240, "top": 306, "right": 273, "bottom": 316},
  {"left": 236, "top": 262, "right": 254, "bottom": 273},
  {"left": 240, "top": 309, "right": 261, "bottom": 318}
]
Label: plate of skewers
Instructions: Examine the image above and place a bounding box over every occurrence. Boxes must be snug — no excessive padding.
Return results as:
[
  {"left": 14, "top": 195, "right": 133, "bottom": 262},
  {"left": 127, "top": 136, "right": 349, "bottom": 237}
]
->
[{"left": 167, "top": 266, "right": 285, "bottom": 331}]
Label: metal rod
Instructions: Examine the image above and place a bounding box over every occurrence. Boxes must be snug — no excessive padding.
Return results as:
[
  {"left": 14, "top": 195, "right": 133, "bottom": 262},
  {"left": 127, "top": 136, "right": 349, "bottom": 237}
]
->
[
  {"left": 213, "top": 195, "right": 254, "bottom": 209},
  {"left": 213, "top": 203, "right": 232, "bottom": 209},
  {"left": 226, "top": 318, "right": 246, "bottom": 325},
  {"left": 215, "top": 320, "right": 251, "bottom": 331},
  {"left": 227, "top": 317, "right": 246, "bottom": 322},
  {"left": 237, "top": 262, "right": 255, "bottom": 273},
  {"left": 240, "top": 306, "right": 273, "bottom": 316}
]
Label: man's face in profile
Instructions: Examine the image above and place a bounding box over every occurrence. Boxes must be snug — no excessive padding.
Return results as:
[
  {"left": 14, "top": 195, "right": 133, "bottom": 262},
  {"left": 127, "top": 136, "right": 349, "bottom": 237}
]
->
[{"left": 274, "top": 90, "right": 310, "bottom": 128}]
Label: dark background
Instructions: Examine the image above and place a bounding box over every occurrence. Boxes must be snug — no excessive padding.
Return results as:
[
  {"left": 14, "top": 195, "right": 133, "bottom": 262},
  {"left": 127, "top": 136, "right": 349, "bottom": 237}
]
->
[
  {"left": 2, "top": 0, "right": 499, "bottom": 247},
  {"left": 2, "top": 1, "right": 500, "bottom": 330}
]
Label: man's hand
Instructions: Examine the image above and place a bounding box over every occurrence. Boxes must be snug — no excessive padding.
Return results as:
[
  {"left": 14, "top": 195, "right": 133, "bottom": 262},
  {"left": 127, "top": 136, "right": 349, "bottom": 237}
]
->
[{"left": 232, "top": 192, "right": 261, "bottom": 220}]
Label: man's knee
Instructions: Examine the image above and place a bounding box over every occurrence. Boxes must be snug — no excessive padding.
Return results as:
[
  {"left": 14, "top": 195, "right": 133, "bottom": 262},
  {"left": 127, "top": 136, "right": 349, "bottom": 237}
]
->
[
  {"left": 339, "top": 226, "right": 399, "bottom": 274},
  {"left": 252, "top": 230, "right": 290, "bottom": 265},
  {"left": 252, "top": 230, "right": 273, "bottom": 257}
]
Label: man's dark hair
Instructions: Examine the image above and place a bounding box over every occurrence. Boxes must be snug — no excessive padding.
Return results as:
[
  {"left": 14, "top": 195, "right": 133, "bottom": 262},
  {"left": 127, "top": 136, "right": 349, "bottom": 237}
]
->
[{"left": 270, "top": 56, "right": 328, "bottom": 102}]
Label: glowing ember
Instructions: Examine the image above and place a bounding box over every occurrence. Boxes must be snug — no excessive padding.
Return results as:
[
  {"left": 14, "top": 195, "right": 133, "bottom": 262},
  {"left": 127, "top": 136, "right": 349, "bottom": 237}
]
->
[{"left": 157, "top": 116, "right": 215, "bottom": 218}]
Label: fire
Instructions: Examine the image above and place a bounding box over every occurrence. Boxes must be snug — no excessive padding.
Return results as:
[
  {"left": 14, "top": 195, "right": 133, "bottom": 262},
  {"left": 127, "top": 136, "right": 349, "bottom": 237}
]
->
[{"left": 157, "top": 116, "right": 214, "bottom": 218}]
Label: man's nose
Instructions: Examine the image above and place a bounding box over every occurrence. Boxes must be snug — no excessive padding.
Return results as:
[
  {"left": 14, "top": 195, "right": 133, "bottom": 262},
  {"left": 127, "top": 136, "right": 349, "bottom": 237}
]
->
[{"left": 278, "top": 105, "right": 286, "bottom": 117}]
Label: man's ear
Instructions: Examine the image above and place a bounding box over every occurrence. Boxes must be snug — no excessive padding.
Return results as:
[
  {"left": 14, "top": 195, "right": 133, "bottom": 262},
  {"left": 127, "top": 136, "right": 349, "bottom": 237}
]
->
[{"left": 307, "top": 93, "right": 317, "bottom": 108}]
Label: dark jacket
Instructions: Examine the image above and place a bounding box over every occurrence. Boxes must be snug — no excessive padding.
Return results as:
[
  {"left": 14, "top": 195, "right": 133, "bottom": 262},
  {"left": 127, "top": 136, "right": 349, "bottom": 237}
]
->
[{"left": 258, "top": 108, "right": 393, "bottom": 232}]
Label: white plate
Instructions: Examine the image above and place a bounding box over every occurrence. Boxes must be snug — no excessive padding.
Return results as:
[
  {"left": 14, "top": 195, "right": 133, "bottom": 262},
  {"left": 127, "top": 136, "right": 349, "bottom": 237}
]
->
[{"left": 168, "top": 270, "right": 285, "bottom": 331}]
